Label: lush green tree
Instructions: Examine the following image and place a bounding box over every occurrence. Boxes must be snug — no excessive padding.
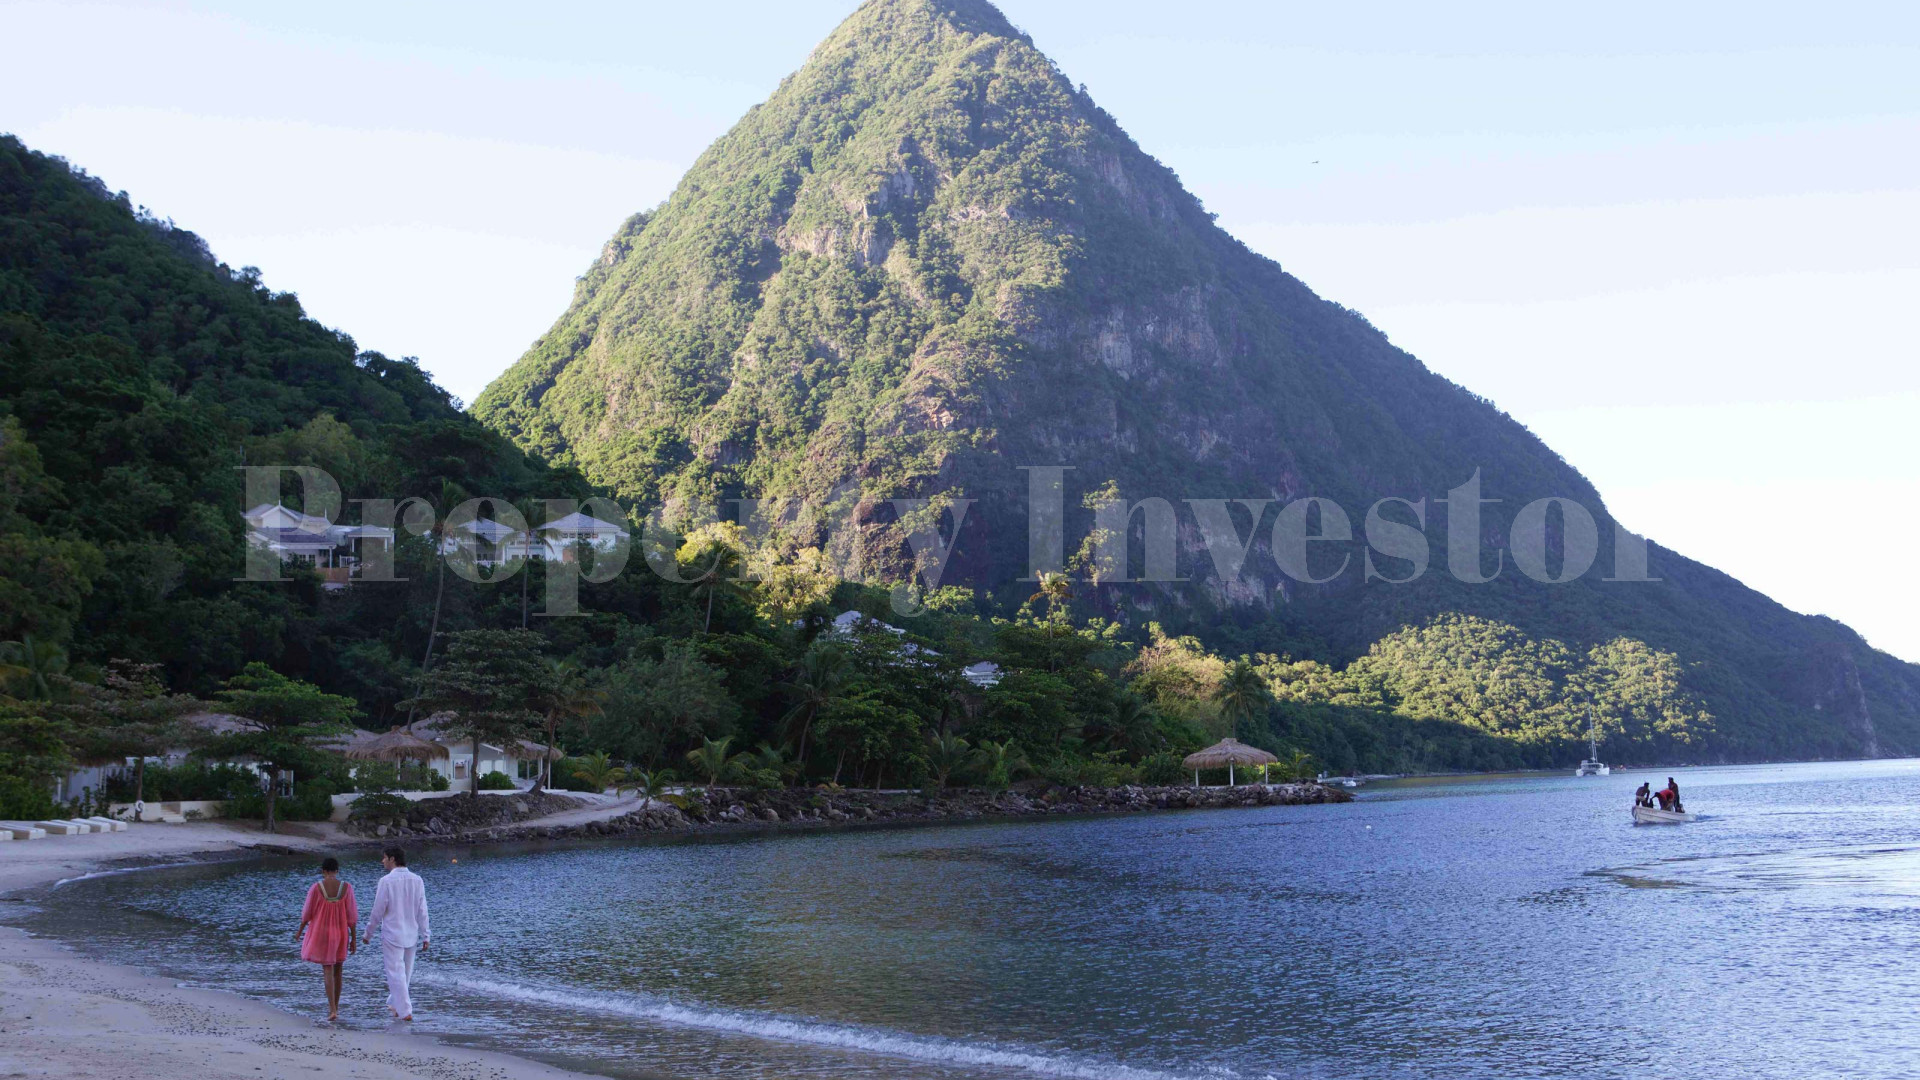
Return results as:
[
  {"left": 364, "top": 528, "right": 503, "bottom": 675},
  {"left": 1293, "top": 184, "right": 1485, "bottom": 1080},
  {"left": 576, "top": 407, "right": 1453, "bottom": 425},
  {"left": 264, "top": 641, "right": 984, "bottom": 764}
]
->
[
  {"left": 59, "top": 659, "right": 200, "bottom": 815},
  {"left": 202, "top": 663, "right": 357, "bottom": 832},
  {"left": 408, "top": 629, "right": 556, "bottom": 796},
  {"left": 594, "top": 641, "right": 736, "bottom": 768}
]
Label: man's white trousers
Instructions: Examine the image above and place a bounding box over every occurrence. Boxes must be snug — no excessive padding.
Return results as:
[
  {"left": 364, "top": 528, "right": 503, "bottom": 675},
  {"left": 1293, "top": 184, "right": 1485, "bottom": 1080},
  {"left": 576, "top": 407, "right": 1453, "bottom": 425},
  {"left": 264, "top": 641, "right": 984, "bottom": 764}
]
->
[{"left": 382, "top": 941, "right": 417, "bottom": 1019}]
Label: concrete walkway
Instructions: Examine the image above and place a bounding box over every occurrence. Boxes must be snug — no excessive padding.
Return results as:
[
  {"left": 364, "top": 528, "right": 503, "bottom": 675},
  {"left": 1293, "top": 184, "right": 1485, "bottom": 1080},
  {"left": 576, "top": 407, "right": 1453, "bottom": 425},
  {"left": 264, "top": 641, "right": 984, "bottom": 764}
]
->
[{"left": 509, "top": 790, "right": 649, "bottom": 830}]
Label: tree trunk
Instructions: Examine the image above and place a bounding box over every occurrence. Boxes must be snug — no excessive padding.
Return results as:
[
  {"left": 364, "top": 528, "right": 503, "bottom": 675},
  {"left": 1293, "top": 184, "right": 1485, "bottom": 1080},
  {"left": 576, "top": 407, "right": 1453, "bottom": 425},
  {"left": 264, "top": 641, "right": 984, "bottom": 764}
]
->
[
  {"left": 531, "top": 713, "right": 554, "bottom": 793},
  {"left": 264, "top": 765, "right": 280, "bottom": 833},
  {"left": 832, "top": 748, "right": 846, "bottom": 786},
  {"left": 520, "top": 552, "right": 531, "bottom": 628},
  {"left": 470, "top": 733, "right": 482, "bottom": 796},
  {"left": 704, "top": 582, "right": 716, "bottom": 633},
  {"left": 407, "top": 551, "right": 448, "bottom": 724}
]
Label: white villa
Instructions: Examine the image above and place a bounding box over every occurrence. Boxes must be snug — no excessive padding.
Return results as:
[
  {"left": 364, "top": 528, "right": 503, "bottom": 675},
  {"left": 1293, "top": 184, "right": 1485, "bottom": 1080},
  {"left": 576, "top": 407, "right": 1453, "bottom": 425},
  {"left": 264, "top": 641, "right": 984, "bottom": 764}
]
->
[
  {"left": 409, "top": 714, "right": 552, "bottom": 785},
  {"left": 244, "top": 503, "right": 628, "bottom": 584},
  {"left": 57, "top": 712, "right": 286, "bottom": 804},
  {"left": 243, "top": 503, "right": 394, "bottom": 587},
  {"left": 442, "top": 510, "right": 628, "bottom": 567}
]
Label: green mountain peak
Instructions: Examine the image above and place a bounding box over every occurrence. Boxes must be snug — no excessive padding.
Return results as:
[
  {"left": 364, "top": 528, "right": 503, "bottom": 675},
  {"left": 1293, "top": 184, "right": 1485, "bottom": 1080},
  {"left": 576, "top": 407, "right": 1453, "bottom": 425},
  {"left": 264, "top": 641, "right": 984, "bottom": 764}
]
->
[{"left": 472, "top": 0, "right": 1920, "bottom": 758}]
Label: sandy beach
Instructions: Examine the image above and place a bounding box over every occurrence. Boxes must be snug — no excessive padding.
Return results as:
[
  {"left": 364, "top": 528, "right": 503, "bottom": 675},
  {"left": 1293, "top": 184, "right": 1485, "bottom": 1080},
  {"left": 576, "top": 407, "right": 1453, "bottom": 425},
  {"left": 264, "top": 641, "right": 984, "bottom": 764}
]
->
[{"left": 0, "top": 823, "right": 590, "bottom": 1080}]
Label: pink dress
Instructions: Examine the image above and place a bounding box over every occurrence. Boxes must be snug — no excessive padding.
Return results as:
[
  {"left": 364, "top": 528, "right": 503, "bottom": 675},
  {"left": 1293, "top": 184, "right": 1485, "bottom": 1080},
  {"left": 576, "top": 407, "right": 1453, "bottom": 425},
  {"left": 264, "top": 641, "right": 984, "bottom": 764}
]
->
[{"left": 299, "top": 880, "right": 358, "bottom": 964}]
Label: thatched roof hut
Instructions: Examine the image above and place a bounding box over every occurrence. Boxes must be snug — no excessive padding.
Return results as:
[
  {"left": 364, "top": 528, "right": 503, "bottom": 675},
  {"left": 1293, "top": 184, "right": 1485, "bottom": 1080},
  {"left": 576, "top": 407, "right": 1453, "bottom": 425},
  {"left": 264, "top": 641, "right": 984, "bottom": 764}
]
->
[
  {"left": 1181, "top": 738, "right": 1278, "bottom": 786},
  {"left": 344, "top": 726, "right": 449, "bottom": 762},
  {"left": 515, "top": 739, "right": 565, "bottom": 761}
]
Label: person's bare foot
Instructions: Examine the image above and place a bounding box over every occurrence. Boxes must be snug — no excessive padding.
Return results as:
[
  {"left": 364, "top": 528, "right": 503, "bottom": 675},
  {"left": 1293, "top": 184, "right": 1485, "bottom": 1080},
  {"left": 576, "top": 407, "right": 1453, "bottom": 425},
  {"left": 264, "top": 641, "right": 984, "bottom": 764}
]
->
[
  {"left": 400, "top": 1015, "right": 413, "bottom": 1021},
  {"left": 326, "top": 1012, "right": 338, "bottom": 1022}
]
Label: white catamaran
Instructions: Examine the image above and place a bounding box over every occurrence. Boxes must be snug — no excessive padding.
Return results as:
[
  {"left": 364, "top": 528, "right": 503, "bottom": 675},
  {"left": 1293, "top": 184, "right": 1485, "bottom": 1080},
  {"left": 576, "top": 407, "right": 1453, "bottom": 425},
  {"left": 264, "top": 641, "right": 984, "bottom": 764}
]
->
[{"left": 1574, "top": 706, "right": 1609, "bottom": 777}]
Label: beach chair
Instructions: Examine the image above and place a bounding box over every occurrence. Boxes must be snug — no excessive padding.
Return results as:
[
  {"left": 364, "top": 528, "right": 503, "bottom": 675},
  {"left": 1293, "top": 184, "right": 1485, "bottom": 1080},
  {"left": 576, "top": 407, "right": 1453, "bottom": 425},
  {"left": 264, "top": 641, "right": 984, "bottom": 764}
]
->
[
  {"left": 83, "top": 816, "right": 128, "bottom": 832},
  {"left": 0, "top": 822, "right": 48, "bottom": 840},
  {"left": 30, "top": 820, "right": 85, "bottom": 835}
]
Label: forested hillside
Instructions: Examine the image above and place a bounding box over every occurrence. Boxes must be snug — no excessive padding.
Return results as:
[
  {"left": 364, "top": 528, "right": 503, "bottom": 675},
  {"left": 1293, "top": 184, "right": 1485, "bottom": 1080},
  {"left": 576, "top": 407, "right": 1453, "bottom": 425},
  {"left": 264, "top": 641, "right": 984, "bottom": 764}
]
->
[
  {"left": 475, "top": 0, "right": 1920, "bottom": 761},
  {"left": 0, "top": 134, "right": 584, "bottom": 690}
]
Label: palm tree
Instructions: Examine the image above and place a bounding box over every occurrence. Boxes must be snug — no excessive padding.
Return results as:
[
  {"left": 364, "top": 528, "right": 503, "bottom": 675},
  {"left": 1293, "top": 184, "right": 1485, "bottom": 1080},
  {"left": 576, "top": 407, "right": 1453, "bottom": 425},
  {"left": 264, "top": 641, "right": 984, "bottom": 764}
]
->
[
  {"left": 926, "top": 733, "right": 970, "bottom": 789},
  {"left": 626, "top": 767, "right": 677, "bottom": 807},
  {"left": 685, "top": 735, "right": 738, "bottom": 786},
  {"left": 515, "top": 497, "right": 545, "bottom": 629},
  {"left": 568, "top": 750, "right": 621, "bottom": 794},
  {"left": 779, "top": 644, "right": 847, "bottom": 769},
  {"left": 1028, "top": 570, "right": 1072, "bottom": 618},
  {"left": 751, "top": 743, "right": 797, "bottom": 785},
  {"left": 406, "top": 478, "right": 464, "bottom": 724},
  {"left": 0, "top": 634, "right": 68, "bottom": 700},
  {"left": 531, "top": 658, "right": 600, "bottom": 791},
  {"left": 1101, "top": 694, "right": 1160, "bottom": 758},
  {"left": 1213, "top": 659, "right": 1269, "bottom": 738},
  {"left": 1278, "top": 748, "right": 1317, "bottom": 782},
  {"left": 687, "top": 536, "right": 748, "bottom": 633},
  {"left": 972, "top": 739, "right": 1029, "bottom": 792}
]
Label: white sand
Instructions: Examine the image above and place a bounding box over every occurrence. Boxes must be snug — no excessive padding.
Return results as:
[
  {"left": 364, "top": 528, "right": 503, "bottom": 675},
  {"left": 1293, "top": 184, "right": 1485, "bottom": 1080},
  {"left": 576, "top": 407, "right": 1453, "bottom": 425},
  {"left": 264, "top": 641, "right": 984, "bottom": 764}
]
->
[{"left": 0, "top": 823, "right": 594, "bottom": 1080}]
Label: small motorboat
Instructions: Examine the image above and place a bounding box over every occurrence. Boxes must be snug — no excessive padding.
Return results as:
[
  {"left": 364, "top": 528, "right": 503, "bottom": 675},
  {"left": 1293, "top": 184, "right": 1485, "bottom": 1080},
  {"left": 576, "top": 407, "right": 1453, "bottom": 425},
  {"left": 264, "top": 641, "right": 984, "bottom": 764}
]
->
[{"left": 1632, "top": 804, "right": 1696, "bottom": 825}]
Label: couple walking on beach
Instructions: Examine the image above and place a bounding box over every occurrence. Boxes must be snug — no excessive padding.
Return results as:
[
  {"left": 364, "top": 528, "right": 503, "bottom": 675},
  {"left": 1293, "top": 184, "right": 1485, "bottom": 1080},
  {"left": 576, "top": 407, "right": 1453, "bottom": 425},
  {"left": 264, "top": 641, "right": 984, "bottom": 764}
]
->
[{"left": 293, "top": 846, "right": 431, "bottom": 1022}]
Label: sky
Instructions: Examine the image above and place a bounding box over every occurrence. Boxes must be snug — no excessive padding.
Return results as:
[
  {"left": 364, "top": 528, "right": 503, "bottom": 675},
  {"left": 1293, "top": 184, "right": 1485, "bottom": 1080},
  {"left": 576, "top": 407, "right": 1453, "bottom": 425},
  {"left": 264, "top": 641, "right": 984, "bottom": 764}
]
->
[{"left": 5, "top": 0, "right": 1918, "bottom": 661}]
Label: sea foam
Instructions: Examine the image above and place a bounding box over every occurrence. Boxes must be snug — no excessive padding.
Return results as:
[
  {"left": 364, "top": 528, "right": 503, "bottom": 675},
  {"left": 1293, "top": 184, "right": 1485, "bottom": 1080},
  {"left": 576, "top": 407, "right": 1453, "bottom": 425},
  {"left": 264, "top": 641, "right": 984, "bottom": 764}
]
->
[{"left": 417, "top": 968, "right": 1211, "bottom": 1080}]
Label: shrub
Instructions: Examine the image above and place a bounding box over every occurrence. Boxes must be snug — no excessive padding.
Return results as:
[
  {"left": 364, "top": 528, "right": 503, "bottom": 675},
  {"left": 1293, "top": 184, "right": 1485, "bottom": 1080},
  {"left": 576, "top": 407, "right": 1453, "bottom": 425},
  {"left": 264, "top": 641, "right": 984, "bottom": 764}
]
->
[
  {"left": 350, "top": 761, "right": 446, "bottom": 793},
  {"left": 1139, "top": 751, "right": 1186, "bottom": 786},
  {"left": 348, "top": 792, "right": 411, "bottom": 826},
  {"left": 477, "top": 770, "right": 516, "bottom": 790},
  {"left": 227, "top": 778, "right": 337, "bottom": 822},
  {"left": 1036, "top": 750, "right": 1139, "bottom": 788},
  {"left": 0, "top": 774, "right": 56, "bottom": 820},
  {"left": 100, "top": 761, "right": 261, "bottom": 803}
]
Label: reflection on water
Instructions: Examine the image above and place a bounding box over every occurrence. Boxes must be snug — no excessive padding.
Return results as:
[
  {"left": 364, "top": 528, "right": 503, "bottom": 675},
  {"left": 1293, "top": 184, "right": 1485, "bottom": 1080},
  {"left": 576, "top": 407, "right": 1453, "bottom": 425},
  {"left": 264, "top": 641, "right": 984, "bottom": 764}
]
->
[{"left": 15, "top": 759, "right": 1920, "bottom": 1079}]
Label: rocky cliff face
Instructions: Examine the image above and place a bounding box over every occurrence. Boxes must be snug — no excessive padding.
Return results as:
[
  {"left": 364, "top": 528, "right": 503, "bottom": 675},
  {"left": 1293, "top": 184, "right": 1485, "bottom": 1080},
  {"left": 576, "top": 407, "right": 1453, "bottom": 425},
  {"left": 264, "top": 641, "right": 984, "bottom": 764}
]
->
[{"left": 475, "top": 0, "right": 1920, "bottom": 759}]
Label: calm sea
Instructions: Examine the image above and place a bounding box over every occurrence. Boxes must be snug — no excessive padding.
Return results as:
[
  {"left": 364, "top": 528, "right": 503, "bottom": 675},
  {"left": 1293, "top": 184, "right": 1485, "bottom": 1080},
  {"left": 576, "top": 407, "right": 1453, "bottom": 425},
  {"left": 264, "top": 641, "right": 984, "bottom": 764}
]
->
[{"left": 17, "top": 760, "right": 1920, "bottom": 1079}]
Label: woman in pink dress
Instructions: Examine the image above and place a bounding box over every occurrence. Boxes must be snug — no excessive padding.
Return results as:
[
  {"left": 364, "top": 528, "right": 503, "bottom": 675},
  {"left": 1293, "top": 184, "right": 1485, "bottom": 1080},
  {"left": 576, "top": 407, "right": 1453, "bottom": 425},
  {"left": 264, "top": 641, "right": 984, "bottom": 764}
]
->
[{"left": 294, "top": 856, "right": 358, "bottom": 1020}]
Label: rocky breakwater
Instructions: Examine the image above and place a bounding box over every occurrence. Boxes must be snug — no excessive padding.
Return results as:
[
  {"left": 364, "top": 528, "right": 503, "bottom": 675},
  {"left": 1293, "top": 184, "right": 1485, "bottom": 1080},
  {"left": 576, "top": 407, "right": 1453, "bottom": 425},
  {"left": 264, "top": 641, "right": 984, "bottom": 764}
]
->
[
  {"left": 343, "top": 791, "right": 586, "bottom": 839},
  {"left": 517, "top": 782, "right": 1352, "bottom": 841}
]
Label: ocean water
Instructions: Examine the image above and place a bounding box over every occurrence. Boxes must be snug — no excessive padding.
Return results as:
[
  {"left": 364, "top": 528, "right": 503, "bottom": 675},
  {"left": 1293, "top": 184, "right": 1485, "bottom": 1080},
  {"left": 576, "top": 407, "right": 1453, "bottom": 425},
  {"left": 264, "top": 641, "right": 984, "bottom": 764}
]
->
[{"left": 17, "top": 760, "right": 1920, "bottom": 1080}]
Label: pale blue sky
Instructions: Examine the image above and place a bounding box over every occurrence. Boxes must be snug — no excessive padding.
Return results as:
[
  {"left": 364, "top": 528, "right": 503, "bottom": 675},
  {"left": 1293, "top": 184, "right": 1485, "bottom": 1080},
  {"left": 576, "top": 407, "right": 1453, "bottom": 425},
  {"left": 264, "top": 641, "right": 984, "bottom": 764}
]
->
[{"left": 6, "top": 0, "right": 1918, "bottom": 659}]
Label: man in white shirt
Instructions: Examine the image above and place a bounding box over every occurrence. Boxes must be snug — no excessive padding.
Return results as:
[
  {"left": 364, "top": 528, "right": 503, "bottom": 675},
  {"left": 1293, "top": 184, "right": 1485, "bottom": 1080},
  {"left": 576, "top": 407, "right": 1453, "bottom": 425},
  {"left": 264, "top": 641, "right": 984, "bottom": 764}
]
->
[{"left": 363, "top": 845, "right": 430, "bottom": 1020}]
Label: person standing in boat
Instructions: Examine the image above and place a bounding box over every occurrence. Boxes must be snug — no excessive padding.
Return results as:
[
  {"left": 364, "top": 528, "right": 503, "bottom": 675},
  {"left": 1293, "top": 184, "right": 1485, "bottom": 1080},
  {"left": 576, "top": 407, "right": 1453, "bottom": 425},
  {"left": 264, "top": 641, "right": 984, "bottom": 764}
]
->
[
  {"left": 1666, "top": 777, "right": 1683, "bottom": 812},
  {"left": 1634, "top": 782, "right": 1653, "bottom": 807}
]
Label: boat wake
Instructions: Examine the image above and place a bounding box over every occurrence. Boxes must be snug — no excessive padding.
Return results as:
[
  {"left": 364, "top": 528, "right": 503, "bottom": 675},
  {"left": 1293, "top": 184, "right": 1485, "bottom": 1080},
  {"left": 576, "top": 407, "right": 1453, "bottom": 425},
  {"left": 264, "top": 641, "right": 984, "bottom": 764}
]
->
[
  {"left": 417, "top": 968, "right": 1213, "bottom": 1080},
  {"left": 1591, "top": 844, "right": 1920, "bottom": 903}
]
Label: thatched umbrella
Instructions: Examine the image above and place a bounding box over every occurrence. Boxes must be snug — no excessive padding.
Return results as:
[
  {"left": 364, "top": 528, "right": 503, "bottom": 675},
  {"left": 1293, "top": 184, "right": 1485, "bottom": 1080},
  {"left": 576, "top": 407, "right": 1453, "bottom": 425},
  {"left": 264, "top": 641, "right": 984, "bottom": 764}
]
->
[
  {"left": 344, "top": 726, "right": 449, "bottom": 763},
  {"left": 1181, "top": 738, "right": 1278, "bottom": 787}
]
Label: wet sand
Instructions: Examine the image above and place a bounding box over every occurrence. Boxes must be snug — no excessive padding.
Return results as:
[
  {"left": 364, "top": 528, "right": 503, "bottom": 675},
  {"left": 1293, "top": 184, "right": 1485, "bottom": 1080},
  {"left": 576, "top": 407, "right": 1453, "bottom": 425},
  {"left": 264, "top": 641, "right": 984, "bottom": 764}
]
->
[{"left": 0, "top": 822, "right": 590, "bottom": 1080}]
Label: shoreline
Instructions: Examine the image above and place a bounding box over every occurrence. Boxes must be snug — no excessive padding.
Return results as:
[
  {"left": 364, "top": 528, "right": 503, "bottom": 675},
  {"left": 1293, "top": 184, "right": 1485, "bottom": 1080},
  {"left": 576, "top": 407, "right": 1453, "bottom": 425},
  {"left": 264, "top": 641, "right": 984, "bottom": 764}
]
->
[
  {"left": 1, "top": 787, "right": 1353, "bottom": 1080},
  {"left": 0, "top": 822, "right": 593, "bottom": 1080}
]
